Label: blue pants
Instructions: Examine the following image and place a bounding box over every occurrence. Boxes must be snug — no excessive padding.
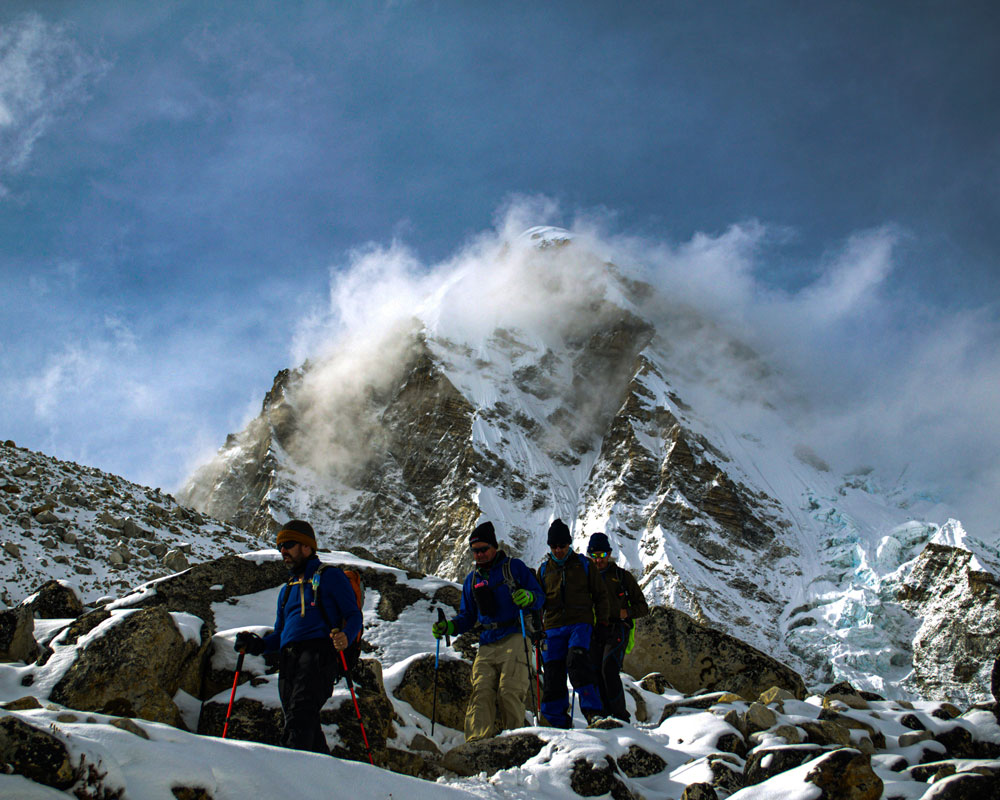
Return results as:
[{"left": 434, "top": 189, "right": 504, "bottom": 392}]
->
[{"left": 540, "top": 623, "right": 603, "bottom": 728}]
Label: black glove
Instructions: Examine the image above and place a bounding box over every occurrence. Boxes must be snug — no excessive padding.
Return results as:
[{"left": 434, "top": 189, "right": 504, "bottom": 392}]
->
[{"left": 234, "top": 631, "right": 266, "bottom": 656}]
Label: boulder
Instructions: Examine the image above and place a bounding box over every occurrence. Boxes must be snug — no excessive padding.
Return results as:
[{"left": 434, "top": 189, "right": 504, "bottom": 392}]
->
[
  {"left": 624, "top": 606, "right": 806, "bottom": 700},
  {"left": 681, "top": 784, "right": 718, "bottom": 800},
  {"left": 392, "top": 654, "right": 472, "bottom": 732},
  {"left": 823, "top": 681, "right": 870, "bottom": 710},
  {"left": 745, "top": 744, "right": 825, "bottom": 785},
  {"left": 21, "top": 580, "right": 84, "bottom": 619},
  {"left": 803, "top": 749, "right": 883, "bottom": 800},
  {"left": 569, "top": 755, "right": 636, "bottom": 800},
  {"left": 0, "top": 714, "right": 76, "bottom": 790},
  {"left": 0, "top": 606, "right": 38, "bottom": 662},
  {"left": 617, "top": 744, "right": 667, "bottom": 778},
  {"left": 49, "top": 606, "right": 208, "bottom": 727},
  {"left": 163, "top": 550, "right": 190, "bottom": 572},
  {"left": 922, "top": 772, "right": 1000, "bottom": 799},
  {"left": 123, "top": 554, "right": 287, "bottom": 629},
  {"left": 441, "top": 732, "right": 546, "bottom": 777}
]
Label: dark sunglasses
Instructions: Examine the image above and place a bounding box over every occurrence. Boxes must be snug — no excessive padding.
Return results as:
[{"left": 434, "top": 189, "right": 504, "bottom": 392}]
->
[
  {"left": 589, "top": 551, "right": 610, "bottom": 559},
  {"left": 470, "top": 545, "right": 492, "bottom": 554},
  {"left": 277, "top": 541, "right": 299, "bottom": 551}
]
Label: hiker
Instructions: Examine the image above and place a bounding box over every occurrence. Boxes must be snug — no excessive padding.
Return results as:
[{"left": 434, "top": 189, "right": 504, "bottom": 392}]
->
[
  {"left": 233, "top": 519, "right": 363, "bottom": 754},
  {"left": 431, "top": 521, "right": 544, "bottom": 741},
  {"left": 586, "top": 532, "right": 648, "bottom": 721},
  {"left": 537, "top": 518, "right": 610, "bottom": 727}
]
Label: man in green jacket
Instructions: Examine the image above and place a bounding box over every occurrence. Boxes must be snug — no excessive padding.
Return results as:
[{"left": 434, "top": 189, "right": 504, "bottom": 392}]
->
[
  {"left": 586, "top": 532, "right": 649, "bottom": 721},
  {"left": 537, "top": 519, "right": 610, "bottom": 727}
]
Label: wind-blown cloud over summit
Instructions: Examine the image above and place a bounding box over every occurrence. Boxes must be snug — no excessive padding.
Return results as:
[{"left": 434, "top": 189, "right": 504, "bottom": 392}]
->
[{"left": 288, "top": 198, "right": 1000, "bottom": 539}]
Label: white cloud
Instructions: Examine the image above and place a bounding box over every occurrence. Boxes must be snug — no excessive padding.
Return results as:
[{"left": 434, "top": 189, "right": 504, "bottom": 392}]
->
[{"left": 0, "top": 13, "right": 107, "bottom": 182}]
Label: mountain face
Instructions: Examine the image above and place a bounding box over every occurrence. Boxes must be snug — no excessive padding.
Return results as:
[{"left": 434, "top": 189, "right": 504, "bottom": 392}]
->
[{"left": 179, "top": 227, "right": 999, "bottom": 702}]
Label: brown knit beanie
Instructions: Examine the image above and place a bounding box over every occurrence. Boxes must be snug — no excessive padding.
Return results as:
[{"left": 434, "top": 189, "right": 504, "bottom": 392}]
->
[{"left": 276, "top": 519, "right": 318, "bottom": 550}]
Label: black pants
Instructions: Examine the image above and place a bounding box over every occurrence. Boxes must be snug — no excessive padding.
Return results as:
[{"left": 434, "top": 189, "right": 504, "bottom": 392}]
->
[
  {"left": 590, "top": 623, "right": 628, "bottom": 721},
  {"left": 279, "top": 639, "right": 336, "bottom": 754}
]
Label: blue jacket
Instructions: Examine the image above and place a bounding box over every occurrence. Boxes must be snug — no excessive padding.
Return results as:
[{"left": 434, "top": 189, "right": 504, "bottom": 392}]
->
[
  {"left": 261, "top": 557, "right": 363, "bottom": 652},
  {"left": 453, "top": 551, "right": 544, "bottom": 645}
]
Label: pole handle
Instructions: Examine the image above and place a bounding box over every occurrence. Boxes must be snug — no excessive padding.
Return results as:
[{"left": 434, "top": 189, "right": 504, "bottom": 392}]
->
[{"left": 436, "top": 607, "right": 451, "bottom": 647}]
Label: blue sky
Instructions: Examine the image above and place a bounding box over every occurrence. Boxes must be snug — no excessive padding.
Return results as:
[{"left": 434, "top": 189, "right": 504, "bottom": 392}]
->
[{"left": 1, "top": 2, "right": 998, "bottom": 521}]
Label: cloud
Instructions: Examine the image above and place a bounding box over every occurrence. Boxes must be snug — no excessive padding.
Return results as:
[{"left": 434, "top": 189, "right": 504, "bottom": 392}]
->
[{"left": 0, "top": 13, "right": 107, "bottom": 185}]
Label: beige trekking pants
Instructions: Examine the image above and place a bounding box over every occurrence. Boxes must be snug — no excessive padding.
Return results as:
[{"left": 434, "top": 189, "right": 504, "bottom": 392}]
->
[{"left": 465, "top": 632, "right": 531, "bottom": 741}]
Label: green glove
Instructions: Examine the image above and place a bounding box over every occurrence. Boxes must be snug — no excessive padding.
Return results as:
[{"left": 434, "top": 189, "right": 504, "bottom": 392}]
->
[
  {"left": 432, "top": 619, "right": 455, "bottom": 639},
  {"left": 512, "top": 588, "right": 535, "bottom": 608}
]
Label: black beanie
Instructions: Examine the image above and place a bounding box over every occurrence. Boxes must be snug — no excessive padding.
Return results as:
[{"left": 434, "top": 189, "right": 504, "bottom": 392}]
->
[
  {"left": 470, "top": 521, "right": 498, "bottom": 549},
  {"left": 586, "top": 532, "right": 612, "bottom": 554},
  {"left": 547, "top": 518, "right": 572, "bottom": 546}
]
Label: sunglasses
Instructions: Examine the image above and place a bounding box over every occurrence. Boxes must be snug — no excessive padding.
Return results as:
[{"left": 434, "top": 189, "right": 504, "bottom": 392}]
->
[
  {"left": 277, "top": 541, "right": 299, "bottom": 551},
  {"left": 470, "top": 545, "right": 492, "bottom": 554},
  {"left": 588, "top": 551, "right": 610, "bottom": 559}
]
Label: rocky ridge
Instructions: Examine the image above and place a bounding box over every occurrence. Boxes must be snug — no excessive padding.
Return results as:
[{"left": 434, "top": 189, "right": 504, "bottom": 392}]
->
[{"left": 0, "top": 439, "right": 256, "bottom": 607}]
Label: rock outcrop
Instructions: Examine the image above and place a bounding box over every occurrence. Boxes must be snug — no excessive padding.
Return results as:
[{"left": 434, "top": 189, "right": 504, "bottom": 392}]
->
[
  {"left": 624, "top": 605, "right": 806, "bottom": 699},
  {"left": 49, "top": 606, "right": 207, "bottom": 727}
]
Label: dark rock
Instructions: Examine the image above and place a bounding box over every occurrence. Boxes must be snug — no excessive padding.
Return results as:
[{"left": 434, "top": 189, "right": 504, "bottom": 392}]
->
[
  {"left": 905, "top": 760, "right": 959, "bottom": 782},
  {"left": 441, "top": 732, "right": 546, "bottom": 777},
  {"left": 0, "top": 606, "right": 37, "bottom": 662},
  {"left": 20, "top": 579, "right": 84, "bottom": 619},
  {"left": 934, "top": 724, "right": 977, "bottom": 759},
  {"left": 617, "top": 744, "right": 667, "bottom": 778},
  {"left": 569, "top": 755, "right": 636, "bottom": 800},
  {"left": 708, "top": 755, "right": 745, "bottom": 794},
  {"left": 625, "top": 606, "right": 805, "bottom": 700},
  {"left": 715, "top": 731, "right": 748, "bottom": 757},
  {"left": 745, "top": 744, "right": 825, "bottom": 785},
  {"left": 658, "top": 691, "right": 740, "bottom": 722},
  {"left": 0, "top": 714, "right": 76, "bottom": 789},
  {"left": 799, "top": 720, "right": 852, "bottom": 747},
  {"left": 919, "top": 771, "right": 1000, "bottom": 799},
  {"left": 197, "top": 697, "right": 283, "bottom": 746},
  {"left": 901, "top": 713, "right": 928, "bottom": 731},
  {"left": 392, "top": 654, "right": 471, "bottom": 733},
  {"left": 681, "top": 784, "right": 718, "bottom": 800},
  {"left": 172, "top": 787, "right": 214, "bottom": 800},
  {"left": 804, "top": 749, "right": 883, "bottom": 800},
  {"left": 123, "top": 554, "right": 287, "bottom": 629}
]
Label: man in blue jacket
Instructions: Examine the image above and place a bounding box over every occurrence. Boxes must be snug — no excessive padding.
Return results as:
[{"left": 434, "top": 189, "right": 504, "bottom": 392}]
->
[
  {"left": 235, "top": 519, "right": 363, "bottom": 754},
  {"left": 432, "top": 521, "right": 544, "bottom": 741}
]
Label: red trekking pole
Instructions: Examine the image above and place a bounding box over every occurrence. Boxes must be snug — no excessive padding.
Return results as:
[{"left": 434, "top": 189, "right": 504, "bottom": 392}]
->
[
  {"left": 222, "top": 649, "right": 245, "bottom": 739},
  {"left": 339, "top": 648, "right": 375, "bottom": 765}
]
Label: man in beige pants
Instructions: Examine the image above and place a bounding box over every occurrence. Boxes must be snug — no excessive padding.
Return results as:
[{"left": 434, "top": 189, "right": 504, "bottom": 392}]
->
[{"left": 433, "top": 521, "right": 545, "bottom": 740}]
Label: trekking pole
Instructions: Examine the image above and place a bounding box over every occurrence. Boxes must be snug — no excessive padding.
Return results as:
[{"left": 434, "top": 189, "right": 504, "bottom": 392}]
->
[
  {"left": 338, "top": 645, "right": 375, "bottom": 765},
  {"left": 518, "top": 611, "right": 538, "bottom": 725},
  {"left": 571, "top": 690, "right": 577, "bottom": 728},
  {"left": 222, "top": 649, "right": 245, "bottom": 739},
  {"left": 431, "top": 608, "right": 448, "bottom": 736},
  {"left": 534, "top": 643, "right": 543, "bottom": 717}
]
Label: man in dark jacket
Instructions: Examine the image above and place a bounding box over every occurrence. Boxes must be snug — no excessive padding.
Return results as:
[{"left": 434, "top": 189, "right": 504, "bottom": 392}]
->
[
  {"left": 432, "top": 521, "right": 544, "bottom": 741},
  {"left": 586, "top": 532, "right": 649, "bottom": 721},
  {"left": 234, "top": 519, "right": 363, "bottom": 754},
  {"left": 537, "top": 519, "right": 610, "bottom": 728}
]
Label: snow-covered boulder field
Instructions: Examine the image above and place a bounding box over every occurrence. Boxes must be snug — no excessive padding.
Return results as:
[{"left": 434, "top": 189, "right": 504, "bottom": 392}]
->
[{"left": 3, "top": 549, "right": 1000, "bottom": 799}]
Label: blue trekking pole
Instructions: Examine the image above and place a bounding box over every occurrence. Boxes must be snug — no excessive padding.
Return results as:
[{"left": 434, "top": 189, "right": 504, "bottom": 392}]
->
[
  {"left": 519, "top": 610, "right": 539, "bottom": 725},
  {"left": 432, "top": 608, "right": 449, "bottom": 735}
]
